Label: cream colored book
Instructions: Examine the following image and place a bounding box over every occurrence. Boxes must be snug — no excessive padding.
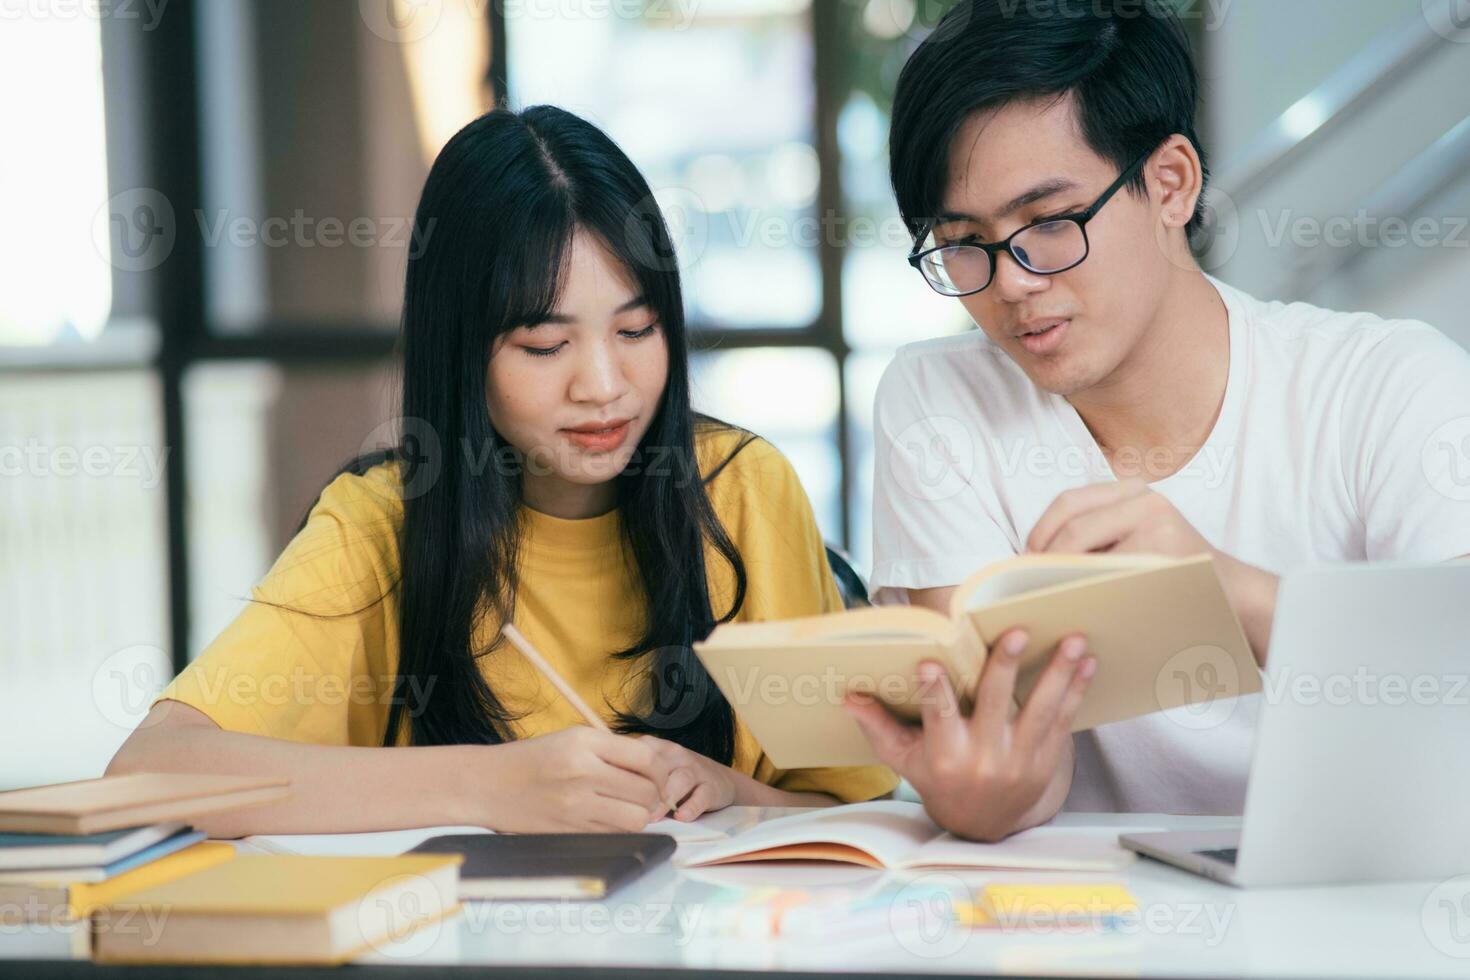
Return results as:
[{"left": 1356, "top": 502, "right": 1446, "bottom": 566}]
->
[
  {"left": 0, "top": 774, "right": 292, "bottom": 835},
  {"left": 694, "top": 552, "right": 1259, "bottom": 768}
]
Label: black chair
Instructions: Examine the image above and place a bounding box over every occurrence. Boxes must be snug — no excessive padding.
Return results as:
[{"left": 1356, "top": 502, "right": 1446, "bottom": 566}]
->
[{"left": 825, "top": 544, "right": 872, "bottom": 609}]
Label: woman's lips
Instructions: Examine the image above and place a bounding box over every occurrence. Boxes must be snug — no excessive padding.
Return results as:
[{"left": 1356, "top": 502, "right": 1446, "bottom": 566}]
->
[{"left": 561, "top": 420, "right": 632, "bottom": 453}]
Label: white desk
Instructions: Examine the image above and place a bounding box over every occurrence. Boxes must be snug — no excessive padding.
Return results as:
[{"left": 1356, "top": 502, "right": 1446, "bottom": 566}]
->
[{"left": 4, "top": 809, "right": 1467, "bottom": 978}]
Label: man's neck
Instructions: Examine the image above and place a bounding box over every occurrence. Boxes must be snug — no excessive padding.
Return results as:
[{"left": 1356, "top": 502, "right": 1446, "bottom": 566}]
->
[{"left": 1066, "top": 269, "right": 1230, "bottom": 481}]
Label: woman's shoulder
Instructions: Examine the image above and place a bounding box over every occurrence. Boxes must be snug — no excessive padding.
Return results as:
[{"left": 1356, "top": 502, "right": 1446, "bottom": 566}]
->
[
  {"left": 694, "top": 421, "right": 797, "bottom": 494},
  {"left": 259, "top": 460, "right": 406, "bottom": 609},
  {"left": 693, "top": 421, "right": 816, "bottom": 530}
]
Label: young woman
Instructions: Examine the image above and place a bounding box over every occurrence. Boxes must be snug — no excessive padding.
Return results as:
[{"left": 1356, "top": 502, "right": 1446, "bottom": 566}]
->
[{"left": 107, "top": 106, "right": 897, "bottom": 837}]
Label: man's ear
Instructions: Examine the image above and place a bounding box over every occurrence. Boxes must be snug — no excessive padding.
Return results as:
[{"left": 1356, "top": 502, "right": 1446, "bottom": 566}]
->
[{"left": 1147, "top": 134, "right": 1205, "bottom": 231}]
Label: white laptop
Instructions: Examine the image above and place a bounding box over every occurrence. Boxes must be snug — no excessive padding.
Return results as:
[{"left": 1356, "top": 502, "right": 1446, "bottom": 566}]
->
[{"left": 1121, "top": 562, "right": 1470, "bottom": 887}]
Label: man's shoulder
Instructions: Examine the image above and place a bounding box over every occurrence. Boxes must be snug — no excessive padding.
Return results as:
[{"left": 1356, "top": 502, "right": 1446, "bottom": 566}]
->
[
  {"left": 1224, "top": 278, "right": 1459, "bottom": 366},
  {"left": 881, "top": 329, "right": 1035, "bottom": 407},
  {"left": 1218, "top": 279, "right": 1470, "bottom": 413}
]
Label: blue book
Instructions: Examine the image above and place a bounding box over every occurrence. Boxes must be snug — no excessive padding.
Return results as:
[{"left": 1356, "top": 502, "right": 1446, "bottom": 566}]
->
[
  {"left": 0, "top": 828, "right": 207, "bottom": 884},
  {"left": 0, "top": 822, "right": 186, "bottom": 872}
]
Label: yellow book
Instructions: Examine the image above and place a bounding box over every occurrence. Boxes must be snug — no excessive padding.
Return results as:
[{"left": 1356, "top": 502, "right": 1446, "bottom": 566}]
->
[
  {"left": 0, "top": 841, "right": 235, "bottom": 923},
  {"left": 694, "top": 552, "right": 1260, "bottom": 768},
  {"left": 92, "top": 854, "right": 463, "bottom": 965}
]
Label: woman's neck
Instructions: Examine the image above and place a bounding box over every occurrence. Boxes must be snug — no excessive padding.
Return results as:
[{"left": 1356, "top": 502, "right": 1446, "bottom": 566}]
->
[{"left": 520, "top": 473, "right": 617, "bottom": 520}]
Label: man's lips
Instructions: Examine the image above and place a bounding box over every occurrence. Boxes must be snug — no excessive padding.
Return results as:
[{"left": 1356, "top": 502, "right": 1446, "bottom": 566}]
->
[
  {"left": 1014, "top": 318, "right": 1071, "bottom": 355},
  {"left": 1014, "top": 318, "right": 1071, "bottom": 338}
]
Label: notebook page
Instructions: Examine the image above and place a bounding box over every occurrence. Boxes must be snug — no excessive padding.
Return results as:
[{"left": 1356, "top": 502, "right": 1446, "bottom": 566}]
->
[{"left": 676, "top": 801, "right": 940, "bottom": 867}]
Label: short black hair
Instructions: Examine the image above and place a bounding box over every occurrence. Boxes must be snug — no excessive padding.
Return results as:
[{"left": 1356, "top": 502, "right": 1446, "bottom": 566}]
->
[{"left": 890, "top": 0, "right": 1209, "bottom": 240}]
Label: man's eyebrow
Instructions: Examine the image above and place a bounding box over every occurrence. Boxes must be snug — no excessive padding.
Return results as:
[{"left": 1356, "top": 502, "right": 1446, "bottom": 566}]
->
[
  {"left": 936, "top": 178, "right": 1081, "bottom": 227},
  {"left": 521, "top": 294, "right": 648, "bottom": 329}
]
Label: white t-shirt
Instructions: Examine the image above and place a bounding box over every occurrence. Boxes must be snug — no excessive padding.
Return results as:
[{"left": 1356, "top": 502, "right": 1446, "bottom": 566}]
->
[{"left": 870, "top": 276, "right": 1470, "bottom": 815}]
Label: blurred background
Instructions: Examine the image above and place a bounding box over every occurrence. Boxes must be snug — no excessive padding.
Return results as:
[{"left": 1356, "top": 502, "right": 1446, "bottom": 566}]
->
[{"left": 3, "top": 0, "right": 1468, "bottom": 788}]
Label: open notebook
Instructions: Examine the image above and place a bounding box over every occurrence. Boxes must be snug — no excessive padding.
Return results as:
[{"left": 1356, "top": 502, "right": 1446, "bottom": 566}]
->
[
  {"left": 695, "top": 552, "right": 1259, "bottom": 768},
  {"left": 675, "top": 801, "right": 1142, "bottom": 872}
]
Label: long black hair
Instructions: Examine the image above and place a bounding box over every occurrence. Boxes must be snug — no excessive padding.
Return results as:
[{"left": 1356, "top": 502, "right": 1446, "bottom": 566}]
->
[{"left": 329, "top": 107, "right": 749, "bottom": 764}]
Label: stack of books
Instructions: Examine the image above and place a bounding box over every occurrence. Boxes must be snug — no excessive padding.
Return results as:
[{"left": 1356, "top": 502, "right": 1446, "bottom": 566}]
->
[
  {"left": 0, "top": 772, "right": 289, "bottom": 923},
  {"left": 0, "top": 773, "right": 465, "bottom": 964}
]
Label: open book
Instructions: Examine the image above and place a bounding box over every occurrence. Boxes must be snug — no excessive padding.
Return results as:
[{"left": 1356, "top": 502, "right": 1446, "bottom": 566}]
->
[
  {"left": 694, "top": 552, "right": 1259, "bottom": 768},
  {"left": 676, "top": 801, "right": 1140, "bottom": 871}
]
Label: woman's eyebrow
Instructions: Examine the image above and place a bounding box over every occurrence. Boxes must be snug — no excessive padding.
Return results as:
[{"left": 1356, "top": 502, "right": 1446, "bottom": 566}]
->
[{"left": 520, "top": 295, "right": 649, "bottom": 329}]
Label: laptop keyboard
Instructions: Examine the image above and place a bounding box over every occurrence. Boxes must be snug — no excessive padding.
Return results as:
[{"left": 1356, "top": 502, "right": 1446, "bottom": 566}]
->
[{"left": 1196, "top": 847, "right": 1239, "bottom": 865}]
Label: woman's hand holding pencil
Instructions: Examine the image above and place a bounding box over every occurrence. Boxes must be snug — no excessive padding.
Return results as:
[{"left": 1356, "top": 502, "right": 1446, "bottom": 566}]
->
[{"left": 500, "top": 624, "right": 734, "bottom": 829}]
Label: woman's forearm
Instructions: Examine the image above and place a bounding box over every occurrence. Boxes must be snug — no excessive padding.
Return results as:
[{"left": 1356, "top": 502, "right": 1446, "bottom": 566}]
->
[
  {"left": 105, "top": 705, "right": 484, "bottom": 839},
  {"left": 726, "top": 769, "right": 837, "bottom": 808}
]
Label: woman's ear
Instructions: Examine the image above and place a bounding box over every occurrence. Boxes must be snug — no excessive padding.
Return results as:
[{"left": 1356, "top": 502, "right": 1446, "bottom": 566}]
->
[{"left": 1148, "top": 134, "right": 1205, "bottom": 231}]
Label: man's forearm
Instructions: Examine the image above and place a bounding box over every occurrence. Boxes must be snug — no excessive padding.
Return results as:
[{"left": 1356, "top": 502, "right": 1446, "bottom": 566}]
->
[{"left": 1216, "top": 553, "right": 1279, "bottom": 667}]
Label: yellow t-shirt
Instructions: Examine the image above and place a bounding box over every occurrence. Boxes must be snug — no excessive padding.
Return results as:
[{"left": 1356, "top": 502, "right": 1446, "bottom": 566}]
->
[{"left": 159, "top": 426, "right": 897, "bottom": 803}]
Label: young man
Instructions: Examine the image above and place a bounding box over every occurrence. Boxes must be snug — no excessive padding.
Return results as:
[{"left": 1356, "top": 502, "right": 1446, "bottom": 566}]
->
[{"left": 843, "top": 0, "right": 1470, "bottom": 841}]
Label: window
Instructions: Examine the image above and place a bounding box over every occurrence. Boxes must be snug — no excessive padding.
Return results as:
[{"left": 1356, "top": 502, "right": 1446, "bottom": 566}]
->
[{"left": 506, "top": 0, "right": 974, "bottom": 571}]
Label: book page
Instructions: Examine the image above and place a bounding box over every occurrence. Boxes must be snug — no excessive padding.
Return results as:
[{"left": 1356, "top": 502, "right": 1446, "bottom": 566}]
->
[
  {"left": 957, "top": 554, "right": 1171, "bottom": 610},
  {"left": 900, "top": 824, "right": 1151, "bottom": 871},
  {"left": 676, "top": 801, "right": 941, "bottom": 869},
  {"left": 244, "top": 826, "right": 491, "bottom": 858}
]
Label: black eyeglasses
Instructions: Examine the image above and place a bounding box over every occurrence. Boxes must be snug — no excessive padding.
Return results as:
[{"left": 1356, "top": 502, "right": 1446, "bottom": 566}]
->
[{"left": 907, "top": 152, "right": 1151, "bottom": 297}]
